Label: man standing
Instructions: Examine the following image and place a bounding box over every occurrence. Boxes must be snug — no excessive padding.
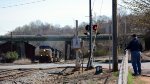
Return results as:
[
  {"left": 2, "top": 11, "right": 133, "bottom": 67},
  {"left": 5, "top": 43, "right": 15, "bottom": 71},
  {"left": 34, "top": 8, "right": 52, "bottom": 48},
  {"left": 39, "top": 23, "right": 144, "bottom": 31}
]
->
[{"left": 126, "top": 34, "right": 143, "bottom": 76}]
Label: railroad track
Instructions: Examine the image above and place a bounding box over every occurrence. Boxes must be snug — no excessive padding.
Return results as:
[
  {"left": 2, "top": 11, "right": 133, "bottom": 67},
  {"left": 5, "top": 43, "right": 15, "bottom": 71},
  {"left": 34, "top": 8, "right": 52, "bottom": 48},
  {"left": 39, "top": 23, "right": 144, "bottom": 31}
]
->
[{"left": 0, "top": 69, "right": 36, "bottom": 81}]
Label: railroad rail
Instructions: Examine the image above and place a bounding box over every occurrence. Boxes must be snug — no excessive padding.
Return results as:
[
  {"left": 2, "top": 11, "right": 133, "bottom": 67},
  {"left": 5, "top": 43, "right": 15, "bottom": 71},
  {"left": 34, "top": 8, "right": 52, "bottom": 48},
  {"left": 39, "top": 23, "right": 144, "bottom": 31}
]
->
[{"left": 0, "top": 69, "right": 36, "bottom": 81}]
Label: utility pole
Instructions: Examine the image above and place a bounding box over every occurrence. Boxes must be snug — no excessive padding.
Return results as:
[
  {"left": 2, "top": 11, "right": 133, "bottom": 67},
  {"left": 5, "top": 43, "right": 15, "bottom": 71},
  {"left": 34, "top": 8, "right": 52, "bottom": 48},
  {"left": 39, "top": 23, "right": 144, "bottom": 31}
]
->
[
  {"left": 76, "top": 20, "right": 78, "bottom": 36},
  {"left": 112, "top": 0, "right": 118, "bottom": 71},
  {"left": 87, "top": 0, "right": 93, "bottom": 69}
]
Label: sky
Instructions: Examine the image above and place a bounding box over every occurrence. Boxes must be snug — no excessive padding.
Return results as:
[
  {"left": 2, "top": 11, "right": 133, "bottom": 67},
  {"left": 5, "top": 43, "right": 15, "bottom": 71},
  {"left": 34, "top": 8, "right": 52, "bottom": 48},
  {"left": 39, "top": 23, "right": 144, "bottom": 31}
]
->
[{"left": 0, "top": 0, "right": 123, "bottom": 35}]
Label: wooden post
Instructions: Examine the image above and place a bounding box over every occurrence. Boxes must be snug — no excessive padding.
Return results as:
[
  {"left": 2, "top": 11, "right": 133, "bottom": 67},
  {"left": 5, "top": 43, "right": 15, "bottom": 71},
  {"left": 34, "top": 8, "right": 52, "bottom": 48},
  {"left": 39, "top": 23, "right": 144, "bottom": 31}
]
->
[{"left": 112, "top": 0, "right": 118, "bottom": 71}]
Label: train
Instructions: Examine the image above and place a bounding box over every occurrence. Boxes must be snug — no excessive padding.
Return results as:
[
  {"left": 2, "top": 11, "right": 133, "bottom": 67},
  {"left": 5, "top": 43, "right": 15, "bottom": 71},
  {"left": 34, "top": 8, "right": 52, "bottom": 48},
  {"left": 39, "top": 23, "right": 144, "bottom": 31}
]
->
[{"left": 35, "top": 45, "right": 62, "bottom": 63}]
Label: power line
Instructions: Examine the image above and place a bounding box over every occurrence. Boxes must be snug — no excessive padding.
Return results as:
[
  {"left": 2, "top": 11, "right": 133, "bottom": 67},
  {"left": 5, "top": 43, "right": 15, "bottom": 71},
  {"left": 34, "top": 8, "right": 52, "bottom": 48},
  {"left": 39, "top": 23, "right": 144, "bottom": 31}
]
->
[
  {"left": 1, "top": 0, "right": 46, "bottom": 8},
  {"left": 117, "top": 4, "right": 128, "bottom": 9},
  {"left": 92, "top": 0, "right": 103, "bottom": 22},
  {"left": 91, "top": 0, "right": 96, "bottom": 11},
  {"left": 91, "top": 0, "right": 103, "bottom": 15},
  {"left": 99, "top": 0, "right": 103, "bottom": 15}
]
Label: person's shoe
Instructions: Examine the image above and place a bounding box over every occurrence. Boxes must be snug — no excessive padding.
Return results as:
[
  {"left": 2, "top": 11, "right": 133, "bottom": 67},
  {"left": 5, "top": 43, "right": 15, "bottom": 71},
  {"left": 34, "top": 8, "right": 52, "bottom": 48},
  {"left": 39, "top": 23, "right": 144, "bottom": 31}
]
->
[
  {"left": 132, "top": 73, "right": 138, "bottom": 76},
  {"left": 138, "top": 72, "right": 141, "bottom": 75}
]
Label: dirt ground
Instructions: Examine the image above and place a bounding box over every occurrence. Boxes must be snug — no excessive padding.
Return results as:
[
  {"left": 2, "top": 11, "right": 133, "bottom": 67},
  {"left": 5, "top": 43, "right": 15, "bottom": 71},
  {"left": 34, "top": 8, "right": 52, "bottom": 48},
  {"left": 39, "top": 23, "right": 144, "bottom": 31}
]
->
[
  {"left": 0, "top": 67, "right": 118, "bottom": 84},
  {"left": 54, "top": 68, "right": 118, "bottom": 84},
  {"left": 3, "top": 51, "right": 150, "bottom": 84},
  {"left": 133, "top": 76, "right": 150, "bottom": 84},
  {"left": 1, "top": 57, "right": 119, "bottom": 84}
]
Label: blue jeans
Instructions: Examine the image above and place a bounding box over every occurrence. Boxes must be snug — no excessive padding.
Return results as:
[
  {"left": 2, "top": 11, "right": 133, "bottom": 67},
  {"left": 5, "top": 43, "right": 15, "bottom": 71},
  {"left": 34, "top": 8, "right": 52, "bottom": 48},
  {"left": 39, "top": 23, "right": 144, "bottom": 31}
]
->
[{"left": 131, "top": 51, "right": 141, "bottom": 75}]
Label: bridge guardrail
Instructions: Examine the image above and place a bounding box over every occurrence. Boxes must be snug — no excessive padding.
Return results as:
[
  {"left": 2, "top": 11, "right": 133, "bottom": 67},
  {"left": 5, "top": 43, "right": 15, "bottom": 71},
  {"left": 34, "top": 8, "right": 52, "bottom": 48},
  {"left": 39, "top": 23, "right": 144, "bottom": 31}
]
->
[{"left": 118, "top": 50, "right": 129, "bottom": 84}]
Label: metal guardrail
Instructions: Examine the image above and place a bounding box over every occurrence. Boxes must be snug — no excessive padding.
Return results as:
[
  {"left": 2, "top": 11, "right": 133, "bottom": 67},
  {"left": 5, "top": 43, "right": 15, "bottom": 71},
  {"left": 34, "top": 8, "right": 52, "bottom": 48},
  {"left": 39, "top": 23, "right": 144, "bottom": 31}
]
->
[{"left": 118, "top": 50, "right": 129, "bottom": 84}]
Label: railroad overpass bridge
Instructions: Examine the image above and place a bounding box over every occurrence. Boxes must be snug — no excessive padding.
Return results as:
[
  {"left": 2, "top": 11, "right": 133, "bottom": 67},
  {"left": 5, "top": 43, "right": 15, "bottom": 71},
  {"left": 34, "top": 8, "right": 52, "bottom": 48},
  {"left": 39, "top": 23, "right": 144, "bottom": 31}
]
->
[
  {"left": 0, "top": 34, "right": 112, "bottom": 60},
  {"left": 0, "top": 34, "right": 112, "bottom": 41},
  {"left": 0, "top": 34, "right": 144, "bottom": 60},
  {"left": 0, "top": 34, "right": 143, "bottom": 41}
]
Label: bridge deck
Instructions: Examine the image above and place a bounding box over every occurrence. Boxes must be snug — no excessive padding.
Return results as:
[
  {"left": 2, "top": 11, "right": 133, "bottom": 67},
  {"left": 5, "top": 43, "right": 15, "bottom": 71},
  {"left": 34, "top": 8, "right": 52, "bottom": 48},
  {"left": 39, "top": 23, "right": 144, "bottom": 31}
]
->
[{"left": 0, "top": 34, "right": 112, "bottom": 41}]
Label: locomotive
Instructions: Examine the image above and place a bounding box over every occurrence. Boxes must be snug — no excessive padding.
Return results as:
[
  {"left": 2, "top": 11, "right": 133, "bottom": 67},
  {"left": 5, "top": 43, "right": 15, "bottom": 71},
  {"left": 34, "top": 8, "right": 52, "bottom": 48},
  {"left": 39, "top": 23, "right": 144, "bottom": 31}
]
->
[{"left": 35, "top": 45, "right": 61, "bottom": 63}]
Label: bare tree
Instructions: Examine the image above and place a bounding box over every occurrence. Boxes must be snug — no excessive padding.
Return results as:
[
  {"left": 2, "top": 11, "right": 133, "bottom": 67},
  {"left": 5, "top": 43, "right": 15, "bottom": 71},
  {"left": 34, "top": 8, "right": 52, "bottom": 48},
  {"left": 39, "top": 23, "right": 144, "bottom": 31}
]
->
[{"left": 122, "top": 0, "right": 150, "bottom": 29}]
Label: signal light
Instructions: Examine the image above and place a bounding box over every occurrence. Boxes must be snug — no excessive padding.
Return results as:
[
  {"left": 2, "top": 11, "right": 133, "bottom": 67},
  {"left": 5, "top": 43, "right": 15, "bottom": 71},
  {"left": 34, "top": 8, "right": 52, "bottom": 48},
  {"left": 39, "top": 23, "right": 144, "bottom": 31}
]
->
[
  {"left": 84, "top": 25, "right": 90, "bottom": 35},
  {"left": 93, "top": 25, "right": 97, "bottom": 31},
  {"left": 84, "top": 24, "right": 99, "bottom": 35},
  {"left": 85, "top": 25, "right": 90, "bottom": 31}
]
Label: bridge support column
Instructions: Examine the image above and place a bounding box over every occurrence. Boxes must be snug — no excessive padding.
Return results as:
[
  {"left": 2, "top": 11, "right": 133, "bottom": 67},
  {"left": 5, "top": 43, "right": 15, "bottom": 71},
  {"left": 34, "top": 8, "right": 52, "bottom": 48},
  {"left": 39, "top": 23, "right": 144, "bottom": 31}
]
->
[
  {"left": 19, "top": 41, "right": 26, "bottom": 58},
  {"left": 65, "top": 41, "right": 71, "bottom": 60}
]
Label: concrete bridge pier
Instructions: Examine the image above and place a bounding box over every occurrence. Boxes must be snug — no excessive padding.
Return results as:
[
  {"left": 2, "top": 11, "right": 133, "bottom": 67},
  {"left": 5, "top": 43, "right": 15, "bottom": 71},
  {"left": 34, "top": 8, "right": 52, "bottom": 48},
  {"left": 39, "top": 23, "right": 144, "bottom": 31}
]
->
[
  {"left": 65, "top": 41, "right": 72, "bottom": 60},
  {"left": 18, "top": 41, "right": 26, "bottom": 58}
]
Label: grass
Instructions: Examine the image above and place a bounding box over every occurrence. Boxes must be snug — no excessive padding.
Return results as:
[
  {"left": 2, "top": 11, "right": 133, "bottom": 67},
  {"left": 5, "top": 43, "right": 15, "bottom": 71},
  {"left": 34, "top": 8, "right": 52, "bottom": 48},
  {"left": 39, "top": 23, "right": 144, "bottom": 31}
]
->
[
  {"left": 113, "top": 71, "right": 119, "bottom": 77},
  {"left": 128, "top": 69, "right": 146, "bottom": 84},
  {"left": 128, "top": 70, "right": 134, "bottom": 84}
]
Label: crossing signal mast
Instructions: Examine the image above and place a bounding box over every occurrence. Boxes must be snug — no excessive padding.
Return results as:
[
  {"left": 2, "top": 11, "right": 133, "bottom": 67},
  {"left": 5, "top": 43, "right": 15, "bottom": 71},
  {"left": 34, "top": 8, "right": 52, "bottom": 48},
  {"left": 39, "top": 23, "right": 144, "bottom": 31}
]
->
[
  {"left": 86, "top": 0, "right": 118, "bottom": 71},
  {"left": 86, "top": 0, "right": 100, "bottom": 69},
  {"left": 86, "top": 0, "right": 93, "bottom": 69}
]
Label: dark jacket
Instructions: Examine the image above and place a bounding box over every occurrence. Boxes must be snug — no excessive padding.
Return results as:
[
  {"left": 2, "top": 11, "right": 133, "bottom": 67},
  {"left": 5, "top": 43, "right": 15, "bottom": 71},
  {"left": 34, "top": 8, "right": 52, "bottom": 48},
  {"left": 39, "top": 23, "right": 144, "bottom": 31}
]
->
[{"left": 126, "top": 38, "right": 143, "bottom": 52}]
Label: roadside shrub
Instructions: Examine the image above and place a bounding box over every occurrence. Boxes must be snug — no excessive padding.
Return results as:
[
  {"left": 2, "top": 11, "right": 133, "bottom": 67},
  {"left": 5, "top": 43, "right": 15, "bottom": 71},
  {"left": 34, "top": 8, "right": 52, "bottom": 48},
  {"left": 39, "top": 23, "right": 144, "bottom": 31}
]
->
[
  {"left": 5, "top": 51, "right": 19, "bottom": 63},
  {"left": 83, "top": 49, "right": 110, "bottom": 58},
  {"left": 94, "top": 49, "right": 108, "bottom": 57}
]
